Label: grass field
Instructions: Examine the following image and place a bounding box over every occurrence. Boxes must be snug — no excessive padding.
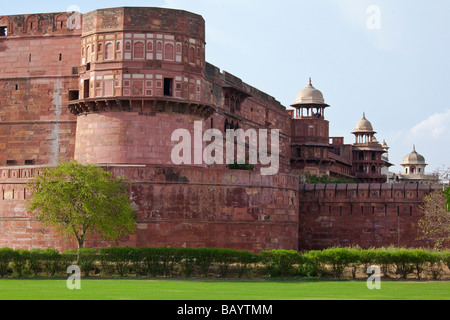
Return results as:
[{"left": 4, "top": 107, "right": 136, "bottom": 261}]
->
[{"left": 0, "top": 279, "right": 449, "bottom": 300}]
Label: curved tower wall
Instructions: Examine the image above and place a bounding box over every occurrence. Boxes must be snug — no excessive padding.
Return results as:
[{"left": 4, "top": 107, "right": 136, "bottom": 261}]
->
[
  {"left": 71, "top": 7, "right": 213, "bottom": 166},
  {"left": 0, "top": 12, "right": 80, "bottom": 166}
]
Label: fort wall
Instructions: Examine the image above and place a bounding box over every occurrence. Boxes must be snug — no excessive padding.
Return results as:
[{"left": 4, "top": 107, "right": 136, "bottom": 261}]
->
[
  {"left": 298, "top": 183, "right": 441, "bottom": 250},
  {"left": 0, "top": 12, "right": 80, "bottom": 166},
  {"left": 0, "top": 166, "right": 299, "bottom": 252}
]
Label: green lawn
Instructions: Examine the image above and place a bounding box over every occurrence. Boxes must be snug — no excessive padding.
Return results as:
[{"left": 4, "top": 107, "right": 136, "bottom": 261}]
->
[{"left": 0, "top": 279, "right": 449, "bottom": 300}]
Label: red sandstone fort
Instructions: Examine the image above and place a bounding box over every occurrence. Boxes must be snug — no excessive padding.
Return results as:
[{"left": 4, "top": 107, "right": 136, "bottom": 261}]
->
[{"left": 0, "top": 7, "right": 442, "bottom": 252}]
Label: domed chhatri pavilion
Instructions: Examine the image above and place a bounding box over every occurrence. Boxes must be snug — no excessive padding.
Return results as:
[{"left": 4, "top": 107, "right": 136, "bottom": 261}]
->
[
  {"left": 403, "top": 145, "right": 427, "bottom": 175},
  {"left": 388, "top": 146, "right": 439, "bottom": 184}
]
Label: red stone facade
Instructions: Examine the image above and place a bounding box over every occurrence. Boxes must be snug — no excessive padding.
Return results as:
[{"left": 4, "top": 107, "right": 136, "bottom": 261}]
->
[
  {"left": 0, "top": 166, "right": 298, "bottom": 252},
  {"left": 0, "top": 12, "right": 80, "bottom": 166},
  {"left": 298, "top": 183, "right": 439, "bottom": 250},
  {"left": 0, "top": 7, "right": 441, "bottom": 252}
]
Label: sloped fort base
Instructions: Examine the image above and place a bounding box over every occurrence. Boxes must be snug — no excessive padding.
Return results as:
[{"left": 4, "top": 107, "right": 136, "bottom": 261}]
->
[{"left": 0, "top": 166, "right": 299, "bottom": 252}]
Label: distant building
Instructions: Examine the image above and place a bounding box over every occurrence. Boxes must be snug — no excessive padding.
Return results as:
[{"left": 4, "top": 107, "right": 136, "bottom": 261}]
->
[
  {"left": 290, "top": 80, "right": 391, "bottom": 183},
  {"left": 390, "top": 146, "right": 439, "bottom": 184}
]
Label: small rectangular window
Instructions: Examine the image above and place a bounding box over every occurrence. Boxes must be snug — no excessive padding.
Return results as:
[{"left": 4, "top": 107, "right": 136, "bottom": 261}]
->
[
  {"left": 25, "top": 160, "right": 35, "bottom": 165},
  {"left": 0, "top": 26, "right": 7, "bottom": 37},
  {"left": 83, "top": 79, "right": 90, "bottom": 99},
  {"left": 69, "top": 90, "right": 79, "bottom": 101},
  {"left": 6, "top": 160, "right": 16, "bottom": 166},
  {"left": 164, "top": 78, "right": 173, "bottom": 97}
]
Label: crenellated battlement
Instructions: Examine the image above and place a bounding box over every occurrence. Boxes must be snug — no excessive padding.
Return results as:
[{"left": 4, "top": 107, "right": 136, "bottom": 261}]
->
[
  {"left": 0, "top": 12, "right": 81, "bottom": 38},
  {"left": 298, "top": 183, "right": 442, "bottom": 250},
  {"left": 298, "top": 183, "right": 440, "bottom": 202}
]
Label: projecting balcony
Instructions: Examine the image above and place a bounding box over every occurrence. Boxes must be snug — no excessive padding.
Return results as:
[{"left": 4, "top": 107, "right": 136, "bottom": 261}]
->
[{"left": 67, "top": 96, "right": 216, "bottom": 119}]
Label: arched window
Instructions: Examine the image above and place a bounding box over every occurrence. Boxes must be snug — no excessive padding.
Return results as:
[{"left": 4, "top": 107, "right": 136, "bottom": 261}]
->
[
  {"left": 98, "top": 43, "right": 103, "bottom": 52},
  {"left": 125, "top": 42, "right": 131, "bottom": 51},
  {"left": 147, "top": 41, "right": 153, "bottom": 51},
  {"left": 116, "top": 41, "right": 121, "bottom": 51},
  {"left": 105, "top": 43, "right": 113, "bottom": 60},
  {"left": 164, "top": 43, "right": 174, "bottom": 60},
  {"left": 134, "top": 42, "right": 144, "bottom": 59}
]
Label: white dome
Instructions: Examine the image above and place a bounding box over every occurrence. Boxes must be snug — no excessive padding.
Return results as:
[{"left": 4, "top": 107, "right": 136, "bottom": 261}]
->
[
  {"left": 353, "top": 113, "right": 375, "bottom": 133},
  {"left": 403, "top": 145, "right": 426, "bottom": 165},
  {"left": 293, "top": 78, "right": 327, "bottom": 106}
]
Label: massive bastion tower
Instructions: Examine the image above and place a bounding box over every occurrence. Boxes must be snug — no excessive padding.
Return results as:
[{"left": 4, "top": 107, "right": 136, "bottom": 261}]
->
[
  {"left": 68, "top": 7, "right": 216, "bottom": 166},
  {"left": 0, "top": 7, "right": 298, "bottom": 251}
]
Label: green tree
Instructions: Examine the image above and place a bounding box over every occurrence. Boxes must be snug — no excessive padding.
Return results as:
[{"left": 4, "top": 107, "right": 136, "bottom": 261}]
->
[
  {"left": 26, "top": 160, "right": 137, "bottom": 250},
  {"left": 444, "top": 187, "right": 450, "bottom": 211},
  {"left": 418, "top": 190, "right": 450, "bottom": 249}
]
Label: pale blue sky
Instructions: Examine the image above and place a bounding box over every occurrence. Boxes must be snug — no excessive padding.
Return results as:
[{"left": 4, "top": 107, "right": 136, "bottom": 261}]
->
[{"left": 2, "top": 0, "right": 450, "bottom": 175}]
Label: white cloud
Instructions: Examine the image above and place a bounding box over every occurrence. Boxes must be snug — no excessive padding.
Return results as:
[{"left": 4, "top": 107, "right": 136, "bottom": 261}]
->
[{"left": 410, "top": 109, "right": 450, "bottom": 139}]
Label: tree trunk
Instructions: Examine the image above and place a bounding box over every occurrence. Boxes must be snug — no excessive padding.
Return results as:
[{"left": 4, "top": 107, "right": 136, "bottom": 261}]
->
[{"left": 76, "top": 237, "right": 84, "bottom": 265}]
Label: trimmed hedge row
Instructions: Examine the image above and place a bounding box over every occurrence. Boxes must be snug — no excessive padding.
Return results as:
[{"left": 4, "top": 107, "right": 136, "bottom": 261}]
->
[{"left": 0, "top": 246, "right": 449, "bottom": 280}]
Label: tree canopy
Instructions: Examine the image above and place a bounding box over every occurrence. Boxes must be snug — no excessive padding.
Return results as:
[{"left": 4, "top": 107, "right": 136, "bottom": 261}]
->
[
  {"left": 445, "top": 187, "right": 450, "bottom": 211},
  {"left": 418, "top": 190, "right": 450, "bottom": 249},
  {"left": 26, "top": 160, "right": 137, "bottom": 249}
]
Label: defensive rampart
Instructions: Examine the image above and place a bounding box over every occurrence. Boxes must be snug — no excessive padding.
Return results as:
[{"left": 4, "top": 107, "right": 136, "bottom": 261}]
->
[
  {"left": 298, "top": 183, "right": 442, "bottom": 250},
  {"left": 0, "top": 165, "right": 299, "bottom": 252}
]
